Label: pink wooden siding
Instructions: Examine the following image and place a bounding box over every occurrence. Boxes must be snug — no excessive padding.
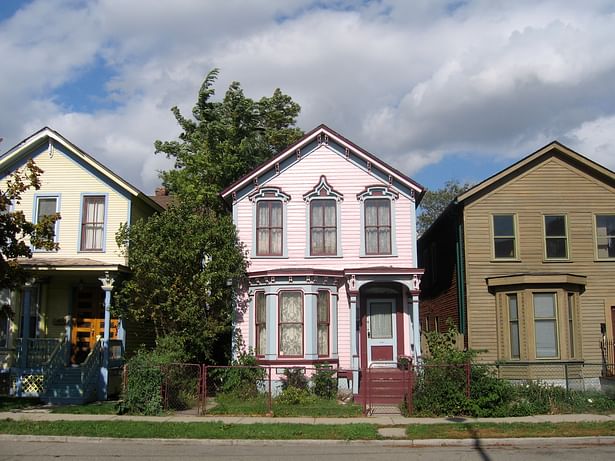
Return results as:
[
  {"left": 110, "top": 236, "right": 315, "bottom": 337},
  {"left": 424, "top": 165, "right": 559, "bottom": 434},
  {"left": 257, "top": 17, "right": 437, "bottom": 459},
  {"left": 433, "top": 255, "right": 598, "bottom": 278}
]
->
[{"left": 235, "top": 146, "right": 417, "bottom": 269}]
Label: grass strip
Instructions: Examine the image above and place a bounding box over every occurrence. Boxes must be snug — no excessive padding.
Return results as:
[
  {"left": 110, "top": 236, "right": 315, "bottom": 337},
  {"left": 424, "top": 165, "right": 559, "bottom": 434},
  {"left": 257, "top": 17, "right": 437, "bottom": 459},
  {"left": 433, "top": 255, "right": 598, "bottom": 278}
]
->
[
  {"left": 406, "top": 421, "right": 615, "bottom": 439},
  {"left": 49, "top": 402, "right": 119, "bottom": 415},
  {"left": 208, "top": 395, "right": 362, "bottom": 417},
  {"left": 0, "top": 420, "right": 379, "bottom": 440}
]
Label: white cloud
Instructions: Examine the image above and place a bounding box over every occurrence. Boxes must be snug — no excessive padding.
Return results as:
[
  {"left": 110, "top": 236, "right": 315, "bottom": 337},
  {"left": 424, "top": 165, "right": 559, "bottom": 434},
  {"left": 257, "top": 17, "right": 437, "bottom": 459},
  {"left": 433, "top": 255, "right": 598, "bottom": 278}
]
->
[{"left": 1, "top": 0, "right": 615, "bottom": 191}]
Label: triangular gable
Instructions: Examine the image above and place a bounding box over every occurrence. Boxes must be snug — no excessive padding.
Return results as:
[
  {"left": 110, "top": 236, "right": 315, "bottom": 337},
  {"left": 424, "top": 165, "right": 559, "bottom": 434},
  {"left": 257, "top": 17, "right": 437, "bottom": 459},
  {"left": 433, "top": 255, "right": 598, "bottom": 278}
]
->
[
  {"left": 456, "top": 141, "right": 615, "bottom": 205},
  {"left": 0, "top": 127, "right": 163, "bottom": 212},
  {"left": 220, "top": 124, "right": 425, "bottom": 205}
]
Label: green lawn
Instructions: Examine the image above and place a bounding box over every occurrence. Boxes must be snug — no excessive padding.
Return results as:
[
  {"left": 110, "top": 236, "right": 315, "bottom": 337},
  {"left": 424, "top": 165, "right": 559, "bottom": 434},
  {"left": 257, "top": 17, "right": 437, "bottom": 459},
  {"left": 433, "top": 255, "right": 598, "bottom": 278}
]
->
[
  {"left": 0, "top": 420, "right": 379, "bottom": 440},
  {"left": 207, "top": 394, "right": 362, "bottom": 417},
  {"left": 49, "top": 401, "right": 119, "bottom": 415},
  {"left": 0, "top": 397, "right": 43, "bottom": 412},
  {"left": 405, "top": 421, "right": 615, "bottom": 439}
]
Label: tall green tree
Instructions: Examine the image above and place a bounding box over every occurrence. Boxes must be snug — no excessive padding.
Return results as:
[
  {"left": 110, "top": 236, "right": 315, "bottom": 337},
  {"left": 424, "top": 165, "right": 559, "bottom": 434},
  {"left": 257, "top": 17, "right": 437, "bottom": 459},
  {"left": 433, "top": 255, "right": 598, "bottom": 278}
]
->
[
  {"left": 0, "top": 159, "right": 60, "bottom": 289},
  {"left": 155, "top": 69, "right": 303, "bottom": 209},
  {"left": 417, "top": 179, "right": 472, "bottom": 236},
  {"left": 115, "top": 203, "right": 246, "bottom": 364}
]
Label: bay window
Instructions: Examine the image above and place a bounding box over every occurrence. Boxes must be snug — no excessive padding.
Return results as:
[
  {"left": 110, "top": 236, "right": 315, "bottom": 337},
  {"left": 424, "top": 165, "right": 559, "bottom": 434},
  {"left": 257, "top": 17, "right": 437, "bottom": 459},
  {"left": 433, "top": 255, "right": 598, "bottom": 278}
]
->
[
  {"left": 317, "top": 290, "right": 330, "bottom": 356},
  {"left": 278, "top": 291, "right": 303, "bottom": 357}
]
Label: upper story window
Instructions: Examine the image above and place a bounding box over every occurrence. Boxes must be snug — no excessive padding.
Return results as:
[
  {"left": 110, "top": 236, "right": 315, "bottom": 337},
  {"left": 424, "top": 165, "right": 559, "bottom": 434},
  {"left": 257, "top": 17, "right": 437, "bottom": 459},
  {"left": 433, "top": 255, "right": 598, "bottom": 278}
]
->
[
  {"left": 310, "top": 200, "right": 336, "bottom": 255},
  {"left": 544, "top": 215, "right": 568, "bottom": 259},
  {"left": 365, "top": 199, "right": 391, "bottom": 255},
  {"left": 595, "top": 214, "right": 615, "bottom": 259},
  {"left": 304, "top": 176, "right": 343, "bottom": 257},
  {"left": 492, "top": 214, "right": 517, "bottom": 259},
  {"left": 357, "top": 186, "right": 398, "bottom": 257},
  {"left": 256, "top": 200, "right": 283, "bottom": 256},
  {"left": 34, "top": 195, "right": 60, "bottom": 249},
  {"left": 81, "top": 195, "right": 106, "bottom": 252},
  {"left": 249, "top": 187, "right": 290, "bottom": 258}
]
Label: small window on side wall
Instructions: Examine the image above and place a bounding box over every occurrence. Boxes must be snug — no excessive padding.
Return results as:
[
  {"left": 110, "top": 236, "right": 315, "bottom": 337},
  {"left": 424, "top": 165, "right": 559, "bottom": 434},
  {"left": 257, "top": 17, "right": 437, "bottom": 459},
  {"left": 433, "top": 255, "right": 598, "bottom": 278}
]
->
[
  {"left": 544, "top": 215, "right": 568, "bottom": 259},
  {"left": 595, "top": 214, "right": 615, "bottom": 259},
  {"left": 493, "top": 214, "right": 516, "bottom": 259}
]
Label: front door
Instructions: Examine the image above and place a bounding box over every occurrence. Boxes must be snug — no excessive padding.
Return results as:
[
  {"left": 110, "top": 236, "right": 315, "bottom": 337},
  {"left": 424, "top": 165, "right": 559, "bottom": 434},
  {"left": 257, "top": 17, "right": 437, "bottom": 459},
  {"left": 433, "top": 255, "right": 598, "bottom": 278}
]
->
[
  {"left": 71, "top": 288, "right": 117, "bottom": 364},
  {"left": 367, "top": 299, "right": 397, "bottom": 367}
]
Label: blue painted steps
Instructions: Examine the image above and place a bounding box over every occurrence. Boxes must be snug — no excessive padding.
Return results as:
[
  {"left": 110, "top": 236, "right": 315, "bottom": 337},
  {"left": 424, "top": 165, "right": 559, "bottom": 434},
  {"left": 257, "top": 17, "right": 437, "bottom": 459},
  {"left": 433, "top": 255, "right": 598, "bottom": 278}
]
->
[{"left": 41, "top": 366, "right": 97, "bottom": 405}]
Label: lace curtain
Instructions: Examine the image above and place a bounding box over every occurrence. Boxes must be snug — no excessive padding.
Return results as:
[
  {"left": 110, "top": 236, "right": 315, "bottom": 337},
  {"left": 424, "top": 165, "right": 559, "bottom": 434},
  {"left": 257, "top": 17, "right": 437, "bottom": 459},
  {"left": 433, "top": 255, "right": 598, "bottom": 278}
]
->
[
  {"left": 317, "top": 291, "right": 329, "bottom": 356},
  {"left": 279, "top": 291, "right": 302, "bottom": 356}
]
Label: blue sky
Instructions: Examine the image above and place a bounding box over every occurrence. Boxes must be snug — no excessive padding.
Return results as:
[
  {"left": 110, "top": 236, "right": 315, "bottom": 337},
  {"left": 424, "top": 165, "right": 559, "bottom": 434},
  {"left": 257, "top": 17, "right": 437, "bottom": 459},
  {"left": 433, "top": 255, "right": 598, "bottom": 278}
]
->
[{"left": 2, "top": 0, "right": 615, "bottom": 196}]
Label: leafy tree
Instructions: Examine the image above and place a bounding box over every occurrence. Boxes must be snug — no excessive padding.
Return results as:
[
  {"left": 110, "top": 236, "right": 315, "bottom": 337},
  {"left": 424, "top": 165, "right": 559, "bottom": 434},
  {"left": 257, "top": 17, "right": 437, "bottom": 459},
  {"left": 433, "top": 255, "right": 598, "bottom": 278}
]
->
[
  {"left": 114, "top": 203, "right": 247, "bottom": 364},
  {"left": 0, "top": 159, "right": 60, "bottom": 289},
  {"left": 417, "top": 179, "right": 472, "bottom": 236},
  {"left": 155, "top": 68, "right": 303, "bottom": 210}
]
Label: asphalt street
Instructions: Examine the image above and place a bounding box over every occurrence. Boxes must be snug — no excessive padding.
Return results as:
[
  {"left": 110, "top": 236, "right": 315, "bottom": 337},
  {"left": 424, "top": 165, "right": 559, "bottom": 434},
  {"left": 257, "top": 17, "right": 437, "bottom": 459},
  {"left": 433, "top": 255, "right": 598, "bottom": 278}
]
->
[{"left": 1, "top": 438, "right": 615, "bottom": 461}]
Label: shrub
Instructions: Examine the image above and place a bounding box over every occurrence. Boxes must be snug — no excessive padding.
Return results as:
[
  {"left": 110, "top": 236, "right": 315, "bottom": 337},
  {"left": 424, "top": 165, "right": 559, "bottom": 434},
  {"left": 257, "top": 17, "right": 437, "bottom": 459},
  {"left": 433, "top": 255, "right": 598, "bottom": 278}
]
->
[
  {"left": 276, "top": 386, "right": 316, "bottom": 405},
  {"left": 280, "top": 367, "right": 308, "bottom": 391},
  {"left": 312, "top": 363, "right": 337, "bottom": 399},
  {"left": 120, "top": 334, "right": 189, "bottom": 415},
  {"left": 215, "top": 349, "right": 265, "bottom": 397}
]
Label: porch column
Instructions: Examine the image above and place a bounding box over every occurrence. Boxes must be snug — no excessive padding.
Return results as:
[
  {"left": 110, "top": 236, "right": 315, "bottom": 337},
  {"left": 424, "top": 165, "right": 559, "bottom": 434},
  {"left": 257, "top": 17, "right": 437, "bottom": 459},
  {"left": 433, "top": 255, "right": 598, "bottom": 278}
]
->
[
  {"left": 98, "top": 272, "right": 114, "bottom": 401},
  {"left": 349, "top": 292, "right": 359, "bottom": 394},
  {"left": 18, "top": 279, "right": 36, "bottom": 369},
  {"left": 411, "top": 293, "right": 421, "bottom": 363}
]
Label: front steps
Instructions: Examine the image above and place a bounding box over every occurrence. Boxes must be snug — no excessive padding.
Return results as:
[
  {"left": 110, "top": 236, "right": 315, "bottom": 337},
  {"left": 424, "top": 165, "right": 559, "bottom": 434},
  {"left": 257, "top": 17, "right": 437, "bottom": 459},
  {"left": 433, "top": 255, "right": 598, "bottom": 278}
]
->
[
  {"left": 41, "top": 367, "right": 97, "bottom": 405},
  {"left": 356, "top": 368, "right": 412, "bottom": 406}
]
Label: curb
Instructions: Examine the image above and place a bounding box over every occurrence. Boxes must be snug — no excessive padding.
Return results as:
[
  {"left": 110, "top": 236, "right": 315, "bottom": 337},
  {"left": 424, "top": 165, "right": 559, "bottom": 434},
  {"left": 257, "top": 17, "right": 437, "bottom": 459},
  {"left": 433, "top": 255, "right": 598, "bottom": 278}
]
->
[{"left": 1, "top": 434, "right": 615, "bottom": 448}]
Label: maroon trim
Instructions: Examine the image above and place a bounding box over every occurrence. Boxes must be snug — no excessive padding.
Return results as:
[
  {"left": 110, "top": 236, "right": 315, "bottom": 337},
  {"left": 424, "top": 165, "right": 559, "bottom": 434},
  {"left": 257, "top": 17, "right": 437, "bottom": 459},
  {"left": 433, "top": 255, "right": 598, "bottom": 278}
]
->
[
  {"left": 345, "top": 267, "right": 424, "bottom": 275},
  {"left": 256, "top": 200, "right": 283, "bottom": 256},
  {"left": 356, "top": 185, "right": 400, "bottom": 200},
  {"left": 254, "top": 291, "right": 266, "bottom": 357},
  {"left": 302, "top": 175, "right": 344, "bottom": 200},
  {"left": 220, "top": 124, "right": 426, "bottom": 201},
  {"left": 257, "top": 358, "right": 339, "bottom": 366},
  {"left": 371, "top": 346, "right": 394, "bottom": 361},
  {"left": 249, "top": 268, "right": 345, "bottom": 278},
  {"left": 278, "top": 290, "right": 304, "bottom": 358}
]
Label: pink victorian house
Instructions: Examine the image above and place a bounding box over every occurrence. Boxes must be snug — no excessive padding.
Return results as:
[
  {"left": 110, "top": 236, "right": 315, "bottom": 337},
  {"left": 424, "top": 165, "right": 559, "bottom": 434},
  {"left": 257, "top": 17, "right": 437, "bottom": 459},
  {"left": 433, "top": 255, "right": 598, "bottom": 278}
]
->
[{"left": 221, "top": 125, "right": 424, "bottom": 397}]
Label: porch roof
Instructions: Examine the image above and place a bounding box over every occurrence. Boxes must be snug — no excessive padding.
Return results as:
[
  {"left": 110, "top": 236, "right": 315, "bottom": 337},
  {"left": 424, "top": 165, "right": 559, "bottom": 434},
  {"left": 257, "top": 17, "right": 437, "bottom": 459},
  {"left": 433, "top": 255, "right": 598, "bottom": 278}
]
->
[{"left": 15, "top": 257, "right": 129, "bottom": 272}]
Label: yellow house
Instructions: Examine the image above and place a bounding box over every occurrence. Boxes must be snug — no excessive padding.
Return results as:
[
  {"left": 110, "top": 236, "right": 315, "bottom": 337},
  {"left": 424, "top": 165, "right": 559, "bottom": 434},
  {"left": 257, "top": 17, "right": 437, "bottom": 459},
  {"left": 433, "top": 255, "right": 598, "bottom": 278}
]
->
[{"left": 0, "top": 127, "right": 163, "bottom": 403}]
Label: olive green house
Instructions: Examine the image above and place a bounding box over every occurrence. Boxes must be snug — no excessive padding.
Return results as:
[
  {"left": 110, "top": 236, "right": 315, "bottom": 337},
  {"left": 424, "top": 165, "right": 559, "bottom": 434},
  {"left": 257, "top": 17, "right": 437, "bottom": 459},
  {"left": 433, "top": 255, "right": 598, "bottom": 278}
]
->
[{"left": 419, "top": 141, "right": 615, "bottom": 388}]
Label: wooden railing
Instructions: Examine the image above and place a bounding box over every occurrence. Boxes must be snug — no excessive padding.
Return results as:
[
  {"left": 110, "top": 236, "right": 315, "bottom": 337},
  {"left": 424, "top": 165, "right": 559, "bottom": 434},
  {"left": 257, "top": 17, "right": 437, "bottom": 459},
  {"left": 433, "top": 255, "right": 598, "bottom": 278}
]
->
[
  {"left": 81, "top": 340, "right": 103, "bottom": 400},
  {"left": 601, "top": 337, "right": 615, "bottom": 377},
  {"left": 15, "top": 339, "right": 61, "bottom": 368},
  {"left": 42, "top": 339, "right": 69, "bottom": 392}
]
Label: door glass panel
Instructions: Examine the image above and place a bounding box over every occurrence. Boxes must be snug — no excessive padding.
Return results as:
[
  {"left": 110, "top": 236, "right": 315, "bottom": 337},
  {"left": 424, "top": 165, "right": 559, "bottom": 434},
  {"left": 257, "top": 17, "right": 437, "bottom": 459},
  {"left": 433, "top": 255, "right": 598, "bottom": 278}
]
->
[{"left": 370, "top": 302, "right": 393, "bottom": 339}]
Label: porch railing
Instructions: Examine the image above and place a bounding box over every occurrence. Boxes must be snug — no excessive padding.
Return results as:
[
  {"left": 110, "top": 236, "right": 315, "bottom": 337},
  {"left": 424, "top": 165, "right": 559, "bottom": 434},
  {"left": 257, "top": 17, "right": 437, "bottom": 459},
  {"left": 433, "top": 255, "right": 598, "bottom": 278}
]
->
[
  {"left": 81, "top": 340, "right": 103, "bottom": 400},
  {"left": 108, "top": 339, "right": 125, "bottom": 368},
  {"left": 15, "top": 338, "right": 61, "bottom": 369},
  {"left": 42, "top": 339, "right": 70, "bottom": 393}
]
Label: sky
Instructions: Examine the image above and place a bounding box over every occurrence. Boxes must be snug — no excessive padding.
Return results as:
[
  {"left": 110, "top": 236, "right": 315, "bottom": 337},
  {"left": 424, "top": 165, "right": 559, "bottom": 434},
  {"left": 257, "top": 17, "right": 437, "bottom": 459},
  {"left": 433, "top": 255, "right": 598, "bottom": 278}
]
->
[{"left": 1, "top": 0, "right": 615, "bottom": 197}]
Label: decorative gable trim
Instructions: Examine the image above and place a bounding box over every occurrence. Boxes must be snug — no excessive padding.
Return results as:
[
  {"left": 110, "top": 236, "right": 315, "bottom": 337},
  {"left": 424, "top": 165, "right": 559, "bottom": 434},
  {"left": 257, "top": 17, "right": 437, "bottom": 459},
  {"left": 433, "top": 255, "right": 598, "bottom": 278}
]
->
[
  {"left": 221, "top": 124, "right": 425, "bottom": 205},
  {"left": 248, "top": 186, "right": 291, "bottom": 203},
  {"left": 303, "top": 176, "right": 343, "bottom": 202},
  {"left": 356, "top": 185, "right": 399, "bottom": 201}
]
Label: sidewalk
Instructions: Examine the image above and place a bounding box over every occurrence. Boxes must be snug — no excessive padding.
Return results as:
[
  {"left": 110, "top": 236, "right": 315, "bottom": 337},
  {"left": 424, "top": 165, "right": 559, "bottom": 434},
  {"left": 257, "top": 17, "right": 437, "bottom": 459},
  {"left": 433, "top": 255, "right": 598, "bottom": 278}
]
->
[{"left": 2, "top": 410, "right": 615, "bottom": 426}]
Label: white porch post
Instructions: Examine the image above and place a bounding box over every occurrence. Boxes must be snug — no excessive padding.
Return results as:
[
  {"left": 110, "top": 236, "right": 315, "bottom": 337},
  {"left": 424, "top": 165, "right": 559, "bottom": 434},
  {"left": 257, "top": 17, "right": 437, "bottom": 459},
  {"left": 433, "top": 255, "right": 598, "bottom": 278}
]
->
[
  {"left": 98, "top": 272, "right": 114, "bottom": 401},
  {"left": 411, "top": 293, "right": 421, "bottom": 363},
  {"left": 349, "top": 291, "right": 359, "bottom": 395}
]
